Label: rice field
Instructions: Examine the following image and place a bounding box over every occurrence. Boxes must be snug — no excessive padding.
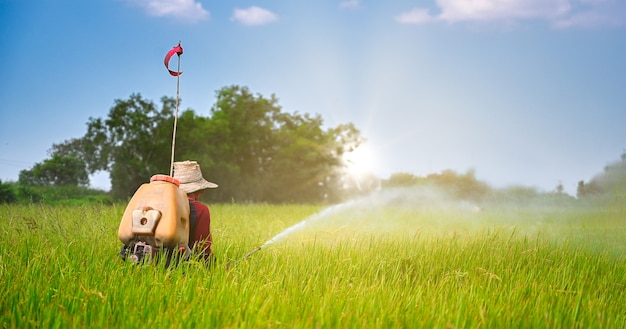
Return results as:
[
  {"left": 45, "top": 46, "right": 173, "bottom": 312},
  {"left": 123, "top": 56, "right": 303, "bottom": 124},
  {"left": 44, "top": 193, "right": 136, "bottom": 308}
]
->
[{"left": 1, "top": 189, "right": 625, "bottom": 328}]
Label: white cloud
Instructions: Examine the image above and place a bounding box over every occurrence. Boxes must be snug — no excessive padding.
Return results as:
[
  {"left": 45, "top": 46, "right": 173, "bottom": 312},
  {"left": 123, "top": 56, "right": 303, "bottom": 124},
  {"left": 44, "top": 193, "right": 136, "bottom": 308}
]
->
[
  {"left": 395, "top": 0, "right": 626, "bottom": 28},
  {"left": 394, "top": 8, "right": 435, "bottom": 24},
  {"left": 554, "top": 0, "right": 626, "bottom": 28},
  {"left": 231, "top": 6, "right": 279, "bottom": 26},
  {"left": 553, "top": 11, "right": 605, "bottom": 28},
  {"left": 126, "top": 0, "right": 210, "bottom": 22},
  {"left": 340, "top": 0, "right": 361, "bottom": 9},
  {"left": 437, "top": 0, "right": 571, "bottom": 21}
]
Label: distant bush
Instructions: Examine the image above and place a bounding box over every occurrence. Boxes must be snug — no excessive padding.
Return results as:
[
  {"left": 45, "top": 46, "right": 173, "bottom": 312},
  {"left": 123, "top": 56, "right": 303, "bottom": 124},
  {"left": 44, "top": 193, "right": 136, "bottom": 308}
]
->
[
  {"left": 7, "top": 183, "right": 113, "bottom": 205},
  {"left": 383, "top": 169, "right": 492, "bottom": 202},
  {"left": 578, "top": 153, "right": 626, "bottom": 207},
  {"left": 0, "top": 180, "right": 17, "bottom": 204}
]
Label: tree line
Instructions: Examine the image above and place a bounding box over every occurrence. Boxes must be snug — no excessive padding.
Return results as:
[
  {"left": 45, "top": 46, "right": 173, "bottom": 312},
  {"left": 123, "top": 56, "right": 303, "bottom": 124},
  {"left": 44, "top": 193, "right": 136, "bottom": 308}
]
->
[
  {"left": 14, "top": 85, "right": 364, "bottom": 203},
  {"left": 3, "top": 84, "right": 626, "bottom": 205}
]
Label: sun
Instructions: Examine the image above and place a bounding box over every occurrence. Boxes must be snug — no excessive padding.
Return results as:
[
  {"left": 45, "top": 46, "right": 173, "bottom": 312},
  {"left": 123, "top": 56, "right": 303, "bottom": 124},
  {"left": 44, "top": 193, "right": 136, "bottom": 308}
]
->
[{"left": 343, "top": 144, "right": 375, "bottom": 178}]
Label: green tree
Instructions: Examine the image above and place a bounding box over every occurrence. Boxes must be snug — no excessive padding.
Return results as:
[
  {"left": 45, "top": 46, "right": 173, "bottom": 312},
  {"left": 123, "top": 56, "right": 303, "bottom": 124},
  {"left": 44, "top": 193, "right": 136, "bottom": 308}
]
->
[
  {"left": 577, "top": 152, "right": 626, "bottom": 201},
  {"left": 200, "top": 85, "right": 280, "bottom": 202},
  {"left": 18, "top": 153, "right": 89, "bottom": 187},
  {"left": 194, "top": 85, "right": 364, "bottom": 203},
  {"left": 577, "top": 180, "right": 601, "bottom": 199},
  {"left": 426, "top": 169, "right": 491, "bottom": 201},
  {"left": 0, "top": 179, "right": 17, "bottom": 204},
  {"left": 54, "top": 93, "right": 177, "bottom": 199},
  {"left": 384, "top": 172, "right": 423, "bottom": 187},
  {"left": 266, "top": 114, "right": 360, "bottom": 203}
]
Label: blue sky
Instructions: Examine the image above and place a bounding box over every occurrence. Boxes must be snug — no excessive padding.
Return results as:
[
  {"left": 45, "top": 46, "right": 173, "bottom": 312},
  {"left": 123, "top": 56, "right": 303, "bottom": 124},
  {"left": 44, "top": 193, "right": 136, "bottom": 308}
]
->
[{"left": 1, "top": 0, "right": 625, "bottom": 195}]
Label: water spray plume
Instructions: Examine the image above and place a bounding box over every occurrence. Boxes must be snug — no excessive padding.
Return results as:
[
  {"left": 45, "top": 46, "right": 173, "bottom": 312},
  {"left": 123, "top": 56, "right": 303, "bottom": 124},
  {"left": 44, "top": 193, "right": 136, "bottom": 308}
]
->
[
  {"left": 225, "top": 184, "right": 620, "bottom": 274},
  {"left": 229, "top": 189, "right": 451, "bottom": 269},
  {"left": 227, "top": 201, "right": 358, "bottom": 270},
  {"left": 225, "top": 185, "right": 495, "bottom": 270}
]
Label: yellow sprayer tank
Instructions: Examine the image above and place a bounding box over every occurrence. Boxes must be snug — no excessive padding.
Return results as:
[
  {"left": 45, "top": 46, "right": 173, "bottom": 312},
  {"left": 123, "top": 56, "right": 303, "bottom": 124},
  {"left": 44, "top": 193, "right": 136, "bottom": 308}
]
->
[{"left": 118, "top": 175, "right": 190, "bottom": 249}]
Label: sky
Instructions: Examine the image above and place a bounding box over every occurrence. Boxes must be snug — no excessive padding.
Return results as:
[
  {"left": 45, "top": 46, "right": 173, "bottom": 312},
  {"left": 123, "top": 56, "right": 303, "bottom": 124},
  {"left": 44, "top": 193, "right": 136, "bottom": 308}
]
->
[{"left": 1, "top": 0, "right": 625, "bottom": 196}]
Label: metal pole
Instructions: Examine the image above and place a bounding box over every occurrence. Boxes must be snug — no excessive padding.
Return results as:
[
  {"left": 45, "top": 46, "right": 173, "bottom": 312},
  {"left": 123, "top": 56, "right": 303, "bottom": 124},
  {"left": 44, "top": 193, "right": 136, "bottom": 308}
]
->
[{"left": 169, "top": 41, "right": 182, "bottom": 177}]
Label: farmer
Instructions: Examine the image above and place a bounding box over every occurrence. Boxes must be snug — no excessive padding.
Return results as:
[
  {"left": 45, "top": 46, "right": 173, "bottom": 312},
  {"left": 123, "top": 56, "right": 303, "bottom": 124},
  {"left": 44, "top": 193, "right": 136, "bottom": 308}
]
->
[{"left": 173, "top": 160, "right": 218, "bottom": 264}]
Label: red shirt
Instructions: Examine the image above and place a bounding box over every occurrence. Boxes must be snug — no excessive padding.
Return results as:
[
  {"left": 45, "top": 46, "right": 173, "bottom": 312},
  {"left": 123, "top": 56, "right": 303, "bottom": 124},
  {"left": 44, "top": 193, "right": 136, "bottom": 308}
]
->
[{"left": 189, "top": 199, "right": 212, "bottom": 259}]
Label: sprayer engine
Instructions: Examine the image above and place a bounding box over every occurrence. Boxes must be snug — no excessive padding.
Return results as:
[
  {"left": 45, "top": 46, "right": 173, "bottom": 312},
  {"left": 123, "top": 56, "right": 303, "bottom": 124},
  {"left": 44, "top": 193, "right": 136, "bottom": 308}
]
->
[{"left": 119, "top": 241, "right": 155, "bottom": 264}]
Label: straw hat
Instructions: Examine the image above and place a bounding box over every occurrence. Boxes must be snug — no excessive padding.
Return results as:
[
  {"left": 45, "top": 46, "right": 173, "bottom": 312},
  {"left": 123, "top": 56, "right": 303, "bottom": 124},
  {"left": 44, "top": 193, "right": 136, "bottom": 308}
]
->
[{"left": 173, "top": 160, "right": 218, "bottom": 194}]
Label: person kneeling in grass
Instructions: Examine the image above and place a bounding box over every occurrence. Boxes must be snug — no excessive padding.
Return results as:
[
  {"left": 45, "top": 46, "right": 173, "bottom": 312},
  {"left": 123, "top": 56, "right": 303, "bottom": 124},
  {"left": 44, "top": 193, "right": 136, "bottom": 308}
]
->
[{"left": 173, "top": 160, "right": 218, "bottom": 265}]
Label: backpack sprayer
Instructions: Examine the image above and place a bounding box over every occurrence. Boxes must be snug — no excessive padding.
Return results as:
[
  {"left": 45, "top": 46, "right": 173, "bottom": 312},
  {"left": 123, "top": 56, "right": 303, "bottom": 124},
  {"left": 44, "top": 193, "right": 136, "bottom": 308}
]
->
[
  {"left": 116, "top": 42, "right": 278, "bottom": 269},
  {"left": 118, "top": 41, "right": 191, "bottom": 266}
]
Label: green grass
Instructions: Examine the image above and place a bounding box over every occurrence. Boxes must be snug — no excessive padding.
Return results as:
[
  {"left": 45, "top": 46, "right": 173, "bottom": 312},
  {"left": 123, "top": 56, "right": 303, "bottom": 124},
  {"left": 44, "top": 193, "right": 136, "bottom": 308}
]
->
[{"left": 1, "top": 198, "right": 625, "bottom": 328}]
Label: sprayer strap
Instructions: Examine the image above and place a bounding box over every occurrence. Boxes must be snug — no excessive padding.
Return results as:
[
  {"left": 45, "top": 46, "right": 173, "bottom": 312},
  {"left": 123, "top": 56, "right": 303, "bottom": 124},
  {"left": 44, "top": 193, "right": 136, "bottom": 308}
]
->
[
  {"left": 188, "top": 200, "right": 197, "bottom": 244},
  {"left": 150, "top": 174, "right": 180, "bottom": 187}
]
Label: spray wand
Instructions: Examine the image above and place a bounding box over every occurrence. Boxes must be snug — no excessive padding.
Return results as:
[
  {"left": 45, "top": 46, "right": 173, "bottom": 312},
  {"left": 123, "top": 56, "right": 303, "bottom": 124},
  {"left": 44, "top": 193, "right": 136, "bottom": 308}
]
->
[{"left": 226, "top": 246, "right": 262, "bottom": 270}]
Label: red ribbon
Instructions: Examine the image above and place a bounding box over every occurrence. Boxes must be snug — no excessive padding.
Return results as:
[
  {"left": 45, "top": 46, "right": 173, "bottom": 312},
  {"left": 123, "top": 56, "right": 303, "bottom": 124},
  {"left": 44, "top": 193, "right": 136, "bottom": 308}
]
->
[{"left": 164, "top": 44, "right": 184, "bottom": 76}]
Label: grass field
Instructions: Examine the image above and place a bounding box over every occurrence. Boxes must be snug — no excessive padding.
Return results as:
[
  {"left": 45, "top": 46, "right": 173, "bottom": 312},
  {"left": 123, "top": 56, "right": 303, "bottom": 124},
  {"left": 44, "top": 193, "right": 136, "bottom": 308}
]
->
[{"left": 1, "top": 188, "right": 625, "bottom": 328}]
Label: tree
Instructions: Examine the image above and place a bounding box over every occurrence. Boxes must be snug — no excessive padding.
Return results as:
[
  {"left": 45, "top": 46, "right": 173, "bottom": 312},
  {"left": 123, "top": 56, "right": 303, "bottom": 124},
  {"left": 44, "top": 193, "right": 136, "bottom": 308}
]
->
[
  {"left": 577, "top": 180, "right": 602, "bottom": 199},
  {"left": 265, "top": 114, "right": 359, "bottom": 202},
  {"left": 18, "top": 153, "right": 89, "bottom": 187},
  {"left": 54, "top": 93, "right": 177, "bottom": 199},
  {"left": 0, "top": 179, "right": 17, "bottom": 204},
  {"left": 195, "top": 85, "right": 364, "bottom": 203},
  {"left": 555, "top": 182, "right": 564, "bottom": 195},
  {"left": 384, "top": 172, "right": 423, "bottom": 187},
  {"left": 425, "top": 169, "right": 491, "bottom": 201},
  {"left": 199, "top": 85, "right": 281, "bottom": 202},
  {"left": 577, "top": 152, "right": 626, "bottom": 201}
]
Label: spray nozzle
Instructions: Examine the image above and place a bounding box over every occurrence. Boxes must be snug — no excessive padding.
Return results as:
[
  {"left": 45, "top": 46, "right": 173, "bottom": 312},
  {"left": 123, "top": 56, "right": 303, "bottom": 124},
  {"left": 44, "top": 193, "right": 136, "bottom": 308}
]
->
[{"left": 226, "top": 246, "right": 263, "bottom": 271}]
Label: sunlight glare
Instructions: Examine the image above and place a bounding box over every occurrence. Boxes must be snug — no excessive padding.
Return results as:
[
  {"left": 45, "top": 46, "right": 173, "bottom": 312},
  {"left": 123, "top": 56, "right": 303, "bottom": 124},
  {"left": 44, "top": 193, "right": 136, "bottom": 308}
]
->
[{"left": 344, "top": 145, "right": 375, "bottom": 178}]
